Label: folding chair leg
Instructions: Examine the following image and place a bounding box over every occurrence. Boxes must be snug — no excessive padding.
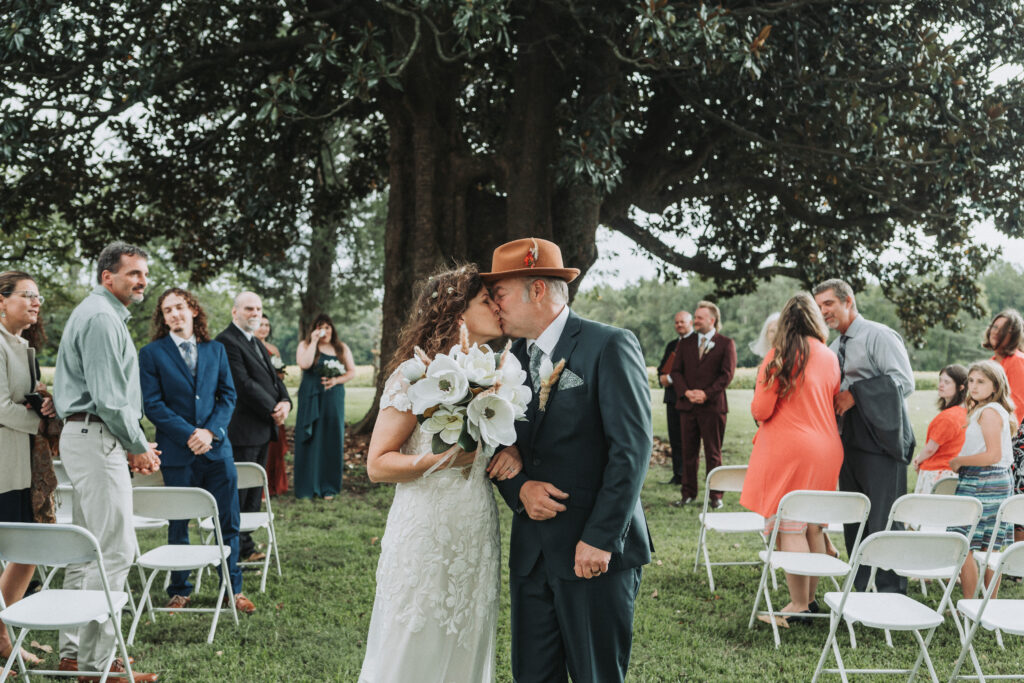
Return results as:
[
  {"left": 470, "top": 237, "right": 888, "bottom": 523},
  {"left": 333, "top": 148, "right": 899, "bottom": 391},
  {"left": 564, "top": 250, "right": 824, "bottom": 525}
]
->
[
  {"left": 832, "top": 631, "right": 850, "bottom": 683},
  {"left": 995, "top": 628, "right": 1005, "bottom": 649},
  {"left": 884, "top": 628, "right": 894, "bottom": 648},
  {"left": 910, "top": 629, "right": 939, "bottom": 683},
  {"left": 747, "top": 565, "right": 770, "bottom": 629},
  {"left": 271, "top": 529, "right": 282, "bottom": 577},
  {"left": 702, "top": 536, "right": 715, "bottom": 593},
  {"left": 811, "top": 614, "right": 840, "bottom": 683},
  {"left": 694, "top": 526, "right": 705, "bottom": 572},
  {"left": 112, "top": 611, "right": 135, "bottom": 683},
  {"left": 949, "top": 615, "right": 984, "bottom": 682},
  {"left": 762, "top": 584, "right": 781, "bottom": 648},
  {"left": 846, "top": 618, "right": 858, "bottom": 649},
  {"left": 1, "top": 627, "right": 31, "bottom": 681},
  {"left": 260, "top": 546, "right": 271, "bottom": 593},
  {"left": 127, "top": 568, "right": 161, "bottom": 645}
]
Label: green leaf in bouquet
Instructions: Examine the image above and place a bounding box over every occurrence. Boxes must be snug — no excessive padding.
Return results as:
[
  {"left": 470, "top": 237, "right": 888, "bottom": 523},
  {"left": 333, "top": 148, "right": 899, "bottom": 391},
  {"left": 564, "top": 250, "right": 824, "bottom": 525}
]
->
[
  {"left": 457, "top": 424, "right": 478, "bottom": 453},
  {"left": 431, "top": 432, "right": 449, "bottom": 454}
]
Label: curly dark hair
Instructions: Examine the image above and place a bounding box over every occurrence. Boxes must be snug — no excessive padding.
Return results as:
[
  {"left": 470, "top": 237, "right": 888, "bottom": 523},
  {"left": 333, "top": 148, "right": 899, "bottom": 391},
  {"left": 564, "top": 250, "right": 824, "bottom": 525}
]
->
[
  {"left": 384, "top": 264, "right": 486, "bottom": 378},
  {"left": 150, "top": 287, "right": 211, "bottom": 342},
  {"left": 0, "top": 270, "right": 47, "bottom": 349},
  {"left": 762, "top": 292, "right": 829, "bottom": 400},
  {"left": 983, "top": 309, "right": 1024, "bottom": 357}
]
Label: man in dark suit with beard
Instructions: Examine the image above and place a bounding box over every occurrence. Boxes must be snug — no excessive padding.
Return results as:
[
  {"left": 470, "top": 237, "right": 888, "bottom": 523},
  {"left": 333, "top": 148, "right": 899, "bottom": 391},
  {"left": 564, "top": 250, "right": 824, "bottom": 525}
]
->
[
  {"left": 658, "top": 310, "right": 693, "bottom": 485},
  {"left": 670, "top": 301, "right": 737, "bottom": 508},
  {"left": 215, "top": 291, "right": 291, "bottom": 563}
]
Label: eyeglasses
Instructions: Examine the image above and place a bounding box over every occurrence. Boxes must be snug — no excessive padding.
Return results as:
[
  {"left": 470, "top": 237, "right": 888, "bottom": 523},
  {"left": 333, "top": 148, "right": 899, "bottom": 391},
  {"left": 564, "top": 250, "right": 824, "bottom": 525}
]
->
[{"left": 5, "top": 291, "right": 44, "bottom": 304}]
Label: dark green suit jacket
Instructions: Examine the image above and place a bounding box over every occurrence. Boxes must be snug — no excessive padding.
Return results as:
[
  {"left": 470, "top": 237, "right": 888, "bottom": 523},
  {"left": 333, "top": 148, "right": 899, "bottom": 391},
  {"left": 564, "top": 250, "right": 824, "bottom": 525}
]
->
[{"left": 496, "top": 311, "right": 654, "bottom": 581}]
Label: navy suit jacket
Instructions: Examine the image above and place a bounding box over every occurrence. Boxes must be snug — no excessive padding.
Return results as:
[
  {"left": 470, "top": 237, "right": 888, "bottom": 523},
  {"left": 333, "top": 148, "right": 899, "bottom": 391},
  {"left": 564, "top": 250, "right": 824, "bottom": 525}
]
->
[{"left": 139, "top": 336, "right": 237, "bottom": 469}]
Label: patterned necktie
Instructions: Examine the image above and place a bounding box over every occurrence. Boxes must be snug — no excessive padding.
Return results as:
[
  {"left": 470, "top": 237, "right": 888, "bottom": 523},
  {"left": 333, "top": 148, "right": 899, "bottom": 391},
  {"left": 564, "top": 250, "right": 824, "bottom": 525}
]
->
[
  {"left": 698, "top": 335, "right": 709, "bottom": 359},
  {"left": 837, "top": 334, "right": 849, "bottom": 382},
  {"left": 528, "top": 343, "right": 544, "bottom": 391},
  {"left": 179, "top": 341, "right": 196, "bottom": 375}
]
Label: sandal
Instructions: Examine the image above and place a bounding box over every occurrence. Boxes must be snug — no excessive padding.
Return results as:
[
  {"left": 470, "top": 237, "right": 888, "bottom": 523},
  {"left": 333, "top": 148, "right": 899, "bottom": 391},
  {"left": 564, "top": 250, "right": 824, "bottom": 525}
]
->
[{"left": 756, "top": 613, "right": 789, "bottom": 628}]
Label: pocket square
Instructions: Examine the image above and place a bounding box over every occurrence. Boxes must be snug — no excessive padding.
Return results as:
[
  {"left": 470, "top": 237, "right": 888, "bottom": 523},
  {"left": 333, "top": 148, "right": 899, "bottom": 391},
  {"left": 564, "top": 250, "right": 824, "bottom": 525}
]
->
[{"left": 557, "top": 369, "right": 583, "bottom": 390}]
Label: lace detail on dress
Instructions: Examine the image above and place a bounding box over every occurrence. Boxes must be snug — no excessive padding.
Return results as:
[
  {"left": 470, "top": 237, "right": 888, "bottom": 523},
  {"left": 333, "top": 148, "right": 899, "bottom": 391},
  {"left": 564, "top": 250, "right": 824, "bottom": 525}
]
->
[{"left": 381, "top": 369, "right": 413, "bottom": 413}]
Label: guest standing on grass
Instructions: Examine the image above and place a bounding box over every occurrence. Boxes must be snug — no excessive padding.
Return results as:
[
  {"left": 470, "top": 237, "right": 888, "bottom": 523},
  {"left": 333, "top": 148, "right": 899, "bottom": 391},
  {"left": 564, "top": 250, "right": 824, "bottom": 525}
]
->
[
  {"left": 294, "top": 314, "right": 355, "bottom": 500},
  {"left": 983, "top": 309, "right": 1024, "bottom": 545},
  {"left": 657, "top": 310, "right": 692, "bottom": 486},
  {"left": 256, "top": 314, "right": 290, "bottom": 496},
  {"left": 813, "top": 278, "right": 915, "bottom": 594},
  {"left": 949, "top": 360, "right": 1016, "bottom": 599},
  {"left": 740, "top": 293, "right": 843, "bottom": 626},
  {"left": 0, "top": 271, "right": 57, "bottom": 670},
  {"left": 912, "top": 364, "right": 968, "bottom": 494},
  {"left": 216, "top": 292, "right": 291, "bottom": 564}
]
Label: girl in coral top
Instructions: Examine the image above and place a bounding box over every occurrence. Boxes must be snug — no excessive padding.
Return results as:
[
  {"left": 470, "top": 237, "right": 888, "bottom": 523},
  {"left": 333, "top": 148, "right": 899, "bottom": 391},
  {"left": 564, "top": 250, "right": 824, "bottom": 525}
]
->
[
  {"left": 984, "top": 308, "right": 1024, "bottom": 545},
  {"left": 912, "top": 364, "right": 968, "bottom": 494},
  {"left": 741, "top": 293, "right": 843, "bottom": 625}
]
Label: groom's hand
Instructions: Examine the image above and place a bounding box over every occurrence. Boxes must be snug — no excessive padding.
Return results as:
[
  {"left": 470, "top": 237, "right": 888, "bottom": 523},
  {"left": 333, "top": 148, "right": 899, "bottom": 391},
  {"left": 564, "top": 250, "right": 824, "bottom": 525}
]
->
[
  {"left": 574, "top": 540, "right": 611, "bottom": 579},
  {"left": 519, "top": 481, "right": 568, "bottom": 520}
]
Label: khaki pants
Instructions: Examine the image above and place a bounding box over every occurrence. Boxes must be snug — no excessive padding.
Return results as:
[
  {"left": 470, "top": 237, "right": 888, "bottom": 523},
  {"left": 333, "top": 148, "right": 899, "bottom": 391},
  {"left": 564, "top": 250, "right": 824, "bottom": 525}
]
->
[{"left": 57, "top": 420, "right": 135, "bottom": 669}]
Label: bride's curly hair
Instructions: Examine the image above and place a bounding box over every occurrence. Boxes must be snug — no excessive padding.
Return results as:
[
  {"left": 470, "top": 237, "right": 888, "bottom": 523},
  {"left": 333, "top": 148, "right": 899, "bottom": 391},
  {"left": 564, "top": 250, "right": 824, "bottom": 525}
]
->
[{"left": 385, "top": 263, "right": 484, "bottom": 378}]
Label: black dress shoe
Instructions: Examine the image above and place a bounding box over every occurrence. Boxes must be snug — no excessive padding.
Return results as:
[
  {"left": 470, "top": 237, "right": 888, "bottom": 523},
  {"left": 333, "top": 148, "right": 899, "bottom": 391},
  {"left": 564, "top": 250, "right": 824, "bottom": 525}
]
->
[{"left": 663, "top": 475, "right": 682, "bottom": 485}]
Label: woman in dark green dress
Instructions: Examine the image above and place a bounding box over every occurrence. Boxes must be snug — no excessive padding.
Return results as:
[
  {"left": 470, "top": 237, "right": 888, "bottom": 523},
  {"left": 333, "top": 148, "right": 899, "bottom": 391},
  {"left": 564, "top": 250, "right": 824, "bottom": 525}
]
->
[{"left": 294, "top": 314, "right": 356, "bottom": 500}]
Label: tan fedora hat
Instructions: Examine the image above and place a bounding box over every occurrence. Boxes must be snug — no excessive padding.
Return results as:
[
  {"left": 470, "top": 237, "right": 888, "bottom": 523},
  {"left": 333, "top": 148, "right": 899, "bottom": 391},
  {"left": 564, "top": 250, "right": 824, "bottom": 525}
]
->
[{"left": 480, "top": 237, "right": 581, "bottom": 283}]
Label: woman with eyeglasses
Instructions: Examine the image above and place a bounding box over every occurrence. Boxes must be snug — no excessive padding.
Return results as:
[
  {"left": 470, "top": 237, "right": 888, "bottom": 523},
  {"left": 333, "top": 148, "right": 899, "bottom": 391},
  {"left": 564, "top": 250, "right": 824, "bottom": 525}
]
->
[
  {"left": 0, "top": 270, "right": 56, "bottom": 667},
  {"left": 984, "top": 309, "right": 1024, "bottom": 546}
]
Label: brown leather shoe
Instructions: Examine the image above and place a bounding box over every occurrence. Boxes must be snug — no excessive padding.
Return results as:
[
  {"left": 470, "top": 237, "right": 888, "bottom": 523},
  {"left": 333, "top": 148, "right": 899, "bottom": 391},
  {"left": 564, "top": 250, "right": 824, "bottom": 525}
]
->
[
  {"left": 59, "top": 658, "right": 78, "bottom": 672},
  {"left": 77, "top": 658, "right": 157, "bottom": 682},
  {"left": 165, "top": 594, "right": 191, "bottom": 609},
  {"left": 225, "top": 593, "right": 256, "bottom": 614},
  {"left": 243, "top": 551, "right": 267, "bottom": 563}
]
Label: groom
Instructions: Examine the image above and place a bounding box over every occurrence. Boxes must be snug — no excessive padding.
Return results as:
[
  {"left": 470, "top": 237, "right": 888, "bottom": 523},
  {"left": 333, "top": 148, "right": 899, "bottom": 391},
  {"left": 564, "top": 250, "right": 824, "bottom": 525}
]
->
[{"left": 485, "top": 238, "right": 653, "bottom": 683}]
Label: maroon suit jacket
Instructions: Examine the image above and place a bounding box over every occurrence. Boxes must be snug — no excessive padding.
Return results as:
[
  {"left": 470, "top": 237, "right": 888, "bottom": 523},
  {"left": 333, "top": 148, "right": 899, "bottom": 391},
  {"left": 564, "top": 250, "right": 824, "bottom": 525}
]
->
[{"left": 669, "top": 332, "right": 737, "bottom": 414}]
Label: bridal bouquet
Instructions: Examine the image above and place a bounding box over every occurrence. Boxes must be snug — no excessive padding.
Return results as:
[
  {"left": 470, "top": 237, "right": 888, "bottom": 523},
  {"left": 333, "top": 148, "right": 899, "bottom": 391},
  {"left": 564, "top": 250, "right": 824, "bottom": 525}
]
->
[
  {"left": 318, "top": 358, "right": 346, "bottom": 378},
  {"left": 397, "top": 327, "right": 531, "bottom": 472}
]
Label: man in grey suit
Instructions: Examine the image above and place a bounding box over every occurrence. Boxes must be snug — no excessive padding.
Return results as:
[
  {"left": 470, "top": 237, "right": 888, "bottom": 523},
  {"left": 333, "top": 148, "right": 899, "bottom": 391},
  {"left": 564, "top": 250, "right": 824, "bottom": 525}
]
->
[{"left": 485, "top": 238, "right": 653, "bottom": 683}]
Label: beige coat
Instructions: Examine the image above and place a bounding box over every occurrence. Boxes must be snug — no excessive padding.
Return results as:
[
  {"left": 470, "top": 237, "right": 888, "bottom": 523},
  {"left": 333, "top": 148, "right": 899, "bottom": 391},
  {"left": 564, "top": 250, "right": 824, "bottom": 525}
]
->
[{"left": 0, "top": 323, "right": 40, "bottom": 495}]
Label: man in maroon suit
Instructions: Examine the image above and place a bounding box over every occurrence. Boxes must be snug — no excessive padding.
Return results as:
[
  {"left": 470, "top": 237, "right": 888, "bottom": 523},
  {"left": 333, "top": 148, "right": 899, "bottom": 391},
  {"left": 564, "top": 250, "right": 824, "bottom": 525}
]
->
[{"left": 669, "top": 301, "right": 737, "bottom": 508}]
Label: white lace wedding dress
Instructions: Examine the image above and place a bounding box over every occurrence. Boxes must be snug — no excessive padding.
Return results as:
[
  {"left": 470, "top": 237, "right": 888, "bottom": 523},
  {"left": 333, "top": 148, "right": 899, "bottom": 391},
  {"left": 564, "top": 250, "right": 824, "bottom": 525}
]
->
[{"left": 358, "top": 371, "right": 500, "bottom": 683}]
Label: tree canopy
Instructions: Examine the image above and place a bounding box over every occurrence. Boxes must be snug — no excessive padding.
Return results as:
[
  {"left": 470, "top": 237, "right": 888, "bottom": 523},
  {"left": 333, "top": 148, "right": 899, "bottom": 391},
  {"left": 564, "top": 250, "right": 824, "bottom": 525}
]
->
[{"left": 3, "top": 1, "right": 1023, "bottom": 413}]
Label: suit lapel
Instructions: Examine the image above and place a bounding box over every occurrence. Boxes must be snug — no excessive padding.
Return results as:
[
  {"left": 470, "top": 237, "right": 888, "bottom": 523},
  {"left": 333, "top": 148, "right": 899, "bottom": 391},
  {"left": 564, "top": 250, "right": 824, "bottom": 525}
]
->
[
  {"left": 529, "top": 312, "right": 581, "bottom": 446},
  {"left": 162, "top": 335, "right": 195, "bottom": 386}
]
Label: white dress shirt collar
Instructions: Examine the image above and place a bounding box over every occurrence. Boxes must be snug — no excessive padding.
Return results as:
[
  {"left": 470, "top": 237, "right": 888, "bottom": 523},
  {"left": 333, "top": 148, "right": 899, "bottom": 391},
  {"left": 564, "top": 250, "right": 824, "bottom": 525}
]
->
[
  {"left": 169, "top": 331, "right": 197, "bottom": 348},
  {"left": 232, "top": 321, "right": 254, "bottom": 341},
  {"left": 528, "top": 305, "right": 570, "bottom": 358}
]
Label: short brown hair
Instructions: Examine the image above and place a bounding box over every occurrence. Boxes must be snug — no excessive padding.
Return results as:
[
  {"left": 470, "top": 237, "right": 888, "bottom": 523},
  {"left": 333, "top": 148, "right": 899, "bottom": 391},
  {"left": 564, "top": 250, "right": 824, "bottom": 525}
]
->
[
  {"left": 0, "top": 270, "right": 46, "bottom": 349},
  {"left": 696, "top": 300, "right": 722, "bottom": 332},
  {"left": 151, "top": 288, "right": 211, "bottom": 343},
  {"left": 983, "top": 309, "right": 1024, "bottom": 357}
]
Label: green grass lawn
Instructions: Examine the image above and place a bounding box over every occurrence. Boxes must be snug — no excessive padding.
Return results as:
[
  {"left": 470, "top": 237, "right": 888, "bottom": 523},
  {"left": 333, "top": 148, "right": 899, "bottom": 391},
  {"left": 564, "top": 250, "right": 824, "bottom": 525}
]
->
[{"left": 36, "top": 387, "right": 1024, "bottom": 681}]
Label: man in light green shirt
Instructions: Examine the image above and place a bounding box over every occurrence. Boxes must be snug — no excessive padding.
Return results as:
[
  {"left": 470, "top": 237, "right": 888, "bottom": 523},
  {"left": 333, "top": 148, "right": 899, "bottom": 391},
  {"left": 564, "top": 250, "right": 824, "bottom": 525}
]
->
[{"left": 53, "top": 241, "right": 160, "bottom": 682}]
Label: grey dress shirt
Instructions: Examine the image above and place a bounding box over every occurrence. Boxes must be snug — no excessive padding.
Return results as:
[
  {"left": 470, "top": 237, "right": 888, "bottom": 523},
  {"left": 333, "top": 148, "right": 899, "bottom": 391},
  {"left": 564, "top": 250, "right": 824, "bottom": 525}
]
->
[
  {"left": 829, "top": 315, "right": 914, "bottom": 397},
  {"left": 54, "top": 285, "right": 149, "bottom": 453}
]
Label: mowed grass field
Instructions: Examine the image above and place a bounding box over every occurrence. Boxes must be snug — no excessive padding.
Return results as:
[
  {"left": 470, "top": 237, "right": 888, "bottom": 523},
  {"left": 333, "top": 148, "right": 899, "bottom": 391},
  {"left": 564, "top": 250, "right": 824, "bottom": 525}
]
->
[{"left": 30, "top": 378, "right": 1024, "bottom": 681}]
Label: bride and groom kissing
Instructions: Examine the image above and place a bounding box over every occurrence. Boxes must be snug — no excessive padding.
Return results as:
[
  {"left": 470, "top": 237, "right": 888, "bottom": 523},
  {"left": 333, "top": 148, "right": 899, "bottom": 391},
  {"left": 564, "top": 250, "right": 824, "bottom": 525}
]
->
[{"left": 359, "top": 238, "right": 654, "bottom": 683}]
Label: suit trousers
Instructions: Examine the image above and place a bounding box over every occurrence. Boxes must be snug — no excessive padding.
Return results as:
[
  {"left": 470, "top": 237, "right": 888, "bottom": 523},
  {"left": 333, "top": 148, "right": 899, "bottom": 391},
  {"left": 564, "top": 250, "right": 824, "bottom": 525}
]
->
[
  {"left": 162, "top": 455, "right": 242, "bottom": 596},
  {"left": 57, "top": 421, "right": 135, "bottom": 668},
  {"left": 232, "top": 442, "right": 268, "bottom": 557},
  {"left": 839, "top": 447, "right": 908, "bottom": 593},
  {"left": 665, "top": 402, "right": 683, "bottom": 476},
  {"left": 679, "top": 410, "right": 726, "bottom": 501},
  {"left": 510, "top": 555, "right": 642, "bottom": 683}
]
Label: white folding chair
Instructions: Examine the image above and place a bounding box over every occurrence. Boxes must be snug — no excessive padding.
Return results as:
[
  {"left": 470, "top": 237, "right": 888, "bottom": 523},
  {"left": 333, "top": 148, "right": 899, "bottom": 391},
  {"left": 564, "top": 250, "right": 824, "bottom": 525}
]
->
[
  {"left": 694, "top": 465, "right": 768, "bottom": 592},
  {"left": 127, "top": 487, "right": 238, "bottom": 645},
  {"left": 749, "top": 490, "right": 871, "bottom": 648},
  {"left": 977, "top": 494, "right": 1024, "bottom": 587},
  {"left": 198, "top": 462, "right": 281, "bottom": 593},
  {"left": 950, "top": 540, "right": 1024, "bottom": 682},
  {"left": 930, "top": 476, "right": 960, "bottom": 496},
  {"left": 811, "top": 531, "right": 969, "bottom": 683},
  {"left": 0, "top": 522, "right": 134, "bottom": 682}
]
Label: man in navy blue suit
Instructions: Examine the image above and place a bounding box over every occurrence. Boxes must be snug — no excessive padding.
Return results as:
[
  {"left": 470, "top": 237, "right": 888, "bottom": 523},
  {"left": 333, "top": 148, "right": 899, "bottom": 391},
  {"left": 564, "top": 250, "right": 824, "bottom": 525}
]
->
[{"left": 138, "top": 288, "right": 255, "bottom": 614}]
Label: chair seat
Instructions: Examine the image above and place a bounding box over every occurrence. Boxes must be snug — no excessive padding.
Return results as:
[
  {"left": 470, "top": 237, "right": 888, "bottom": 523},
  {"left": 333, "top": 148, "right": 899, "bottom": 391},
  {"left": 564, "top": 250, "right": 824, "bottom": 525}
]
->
[
  {"left": 759, "top": 550, "right": 851, "bottom": 576},
  {"left": 199, "top": 512, "right": 272, "bottom": 535},
  {"left": 824, "top": 592, "right": 944, "bottom": 630},
  {"left": 700, "top": 512, "right": 764, "bottom": 533},
  {"left": 957, "top": 599, "right": 1024, "bottom": 635},
  {"left": 0, "top": 589, "right": 129, "bottom": 630},
  {"left": 983, "top": 551, "right": 1024, "bottom": 577},
  {"left": 138, "top": 544, "right": 228, "bottom": 571},
  {"left": 132, "top": 515, "right": 169, "bottom": 530},
  {"left": 895, "top": 566, "right": 957, "bottom": 580}
]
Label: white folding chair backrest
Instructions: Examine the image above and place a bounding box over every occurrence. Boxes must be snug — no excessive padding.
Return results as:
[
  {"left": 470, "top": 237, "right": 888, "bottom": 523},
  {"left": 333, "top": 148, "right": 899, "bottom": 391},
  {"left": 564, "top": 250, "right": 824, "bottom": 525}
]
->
[
  {"left": 776, "top": 490, "right": 870, "bottom": 526},
  {"left": 930, "top": 476, "right": 959, "bottom": 496},
  {"left": 0, "top": 523, "right": 99, "bottom": 572},
  {"left": 997, "top": 494, "right": 1024, "bottom": 527},
  {"left": 235, "top": 462, "right": 268, "bottom": 490},
  {"left": 857, "top": 531, "right": 969, "bottom": 576},
  {"left": 705, "top": 465, "right": 747, "bottom": 493},
  {"left": 133, "top": 486, "right": 218, "bottom": 521},
  {"left": 888, "top": 494, "right": 983, "bottom": 532},
  {"left": 996, "top": 540, "right": 1024, "bottom": 577}
]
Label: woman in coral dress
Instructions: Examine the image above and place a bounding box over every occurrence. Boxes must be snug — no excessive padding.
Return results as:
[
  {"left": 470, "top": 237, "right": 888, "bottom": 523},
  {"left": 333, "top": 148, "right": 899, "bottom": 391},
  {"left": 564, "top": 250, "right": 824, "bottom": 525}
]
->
[{"left": 741, "top": 292, "right": 844, "bottom": 624}]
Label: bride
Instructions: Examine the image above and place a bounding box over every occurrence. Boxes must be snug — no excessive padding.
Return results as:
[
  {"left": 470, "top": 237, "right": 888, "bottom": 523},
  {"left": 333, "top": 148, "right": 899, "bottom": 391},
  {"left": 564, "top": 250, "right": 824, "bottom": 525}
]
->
[{"left": 358, "top": 264, "right": 523, "bottom": 682}]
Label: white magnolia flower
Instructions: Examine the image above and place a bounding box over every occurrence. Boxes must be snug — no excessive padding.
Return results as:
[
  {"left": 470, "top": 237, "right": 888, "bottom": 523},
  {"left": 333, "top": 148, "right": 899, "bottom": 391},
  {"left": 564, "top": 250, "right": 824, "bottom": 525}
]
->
[
  {"left": 496, "top": 351, "right": 528, "bottom": 389},
  {"left": 467, "top": 392, "right": 518, "bottom": 447},
  {"left": 421, "top": 405, "right": 466, "bottom": 445},
  {"left": 398, "top": 357, "right": 427, "bottom": 382},
  {"left": 456, "top": 344, "right": 500, "bottom": 387},
  {"left": 406, "top": 354, "right": 470, "bottom": 413},
  {"left": 538, "top": 356, "right": 554, "bottom": 384},
  {"left": 498, "top": 383, "right": 531, "bottom": 419}
]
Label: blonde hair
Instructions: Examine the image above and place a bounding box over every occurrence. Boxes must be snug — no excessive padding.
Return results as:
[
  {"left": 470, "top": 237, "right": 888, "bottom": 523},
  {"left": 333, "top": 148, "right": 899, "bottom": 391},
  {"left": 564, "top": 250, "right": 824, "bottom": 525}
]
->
[
  {"left": 696, "top": 300, "right": 721, "bottom": 332},
  {"left": 965, "top": 360, "right": 1018, "bottom": 431}
]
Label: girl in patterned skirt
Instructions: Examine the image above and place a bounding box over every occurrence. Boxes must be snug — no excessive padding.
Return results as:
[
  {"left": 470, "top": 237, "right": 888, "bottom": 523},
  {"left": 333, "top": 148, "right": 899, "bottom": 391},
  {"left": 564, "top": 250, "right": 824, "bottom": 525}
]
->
[{"left": 949, "top": 360, "right": 1016, "bottom": 599}]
